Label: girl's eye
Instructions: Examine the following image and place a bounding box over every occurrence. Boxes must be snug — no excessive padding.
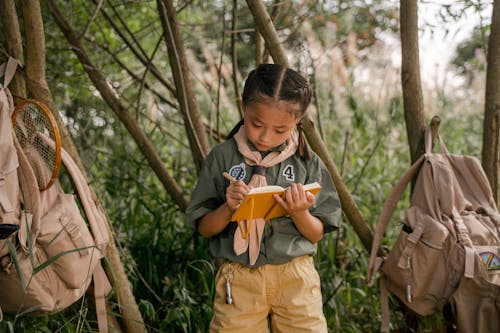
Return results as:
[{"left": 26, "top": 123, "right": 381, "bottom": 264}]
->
[
  {"left": 252, "top": 122, "right": 262, "bottom": 128},
  {"left": 275, "top": 130, "right": 287, "bottom": 134}
]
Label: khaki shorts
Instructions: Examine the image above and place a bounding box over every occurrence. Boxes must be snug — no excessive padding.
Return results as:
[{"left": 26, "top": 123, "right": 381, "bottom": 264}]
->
[{"left": 210, "top": 255, "right": 327, "bottom": 333}]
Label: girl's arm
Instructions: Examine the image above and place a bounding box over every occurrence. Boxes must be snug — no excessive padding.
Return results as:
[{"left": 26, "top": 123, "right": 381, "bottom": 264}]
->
[
  {"left": 198, "top": 180, "right": 250, "bottom": 238},
  {"left": 273, "top": 183, "right": 324, "bottom": 243},
  {"left": 197, "top": 203, "right": 234, "bottom": 238}
]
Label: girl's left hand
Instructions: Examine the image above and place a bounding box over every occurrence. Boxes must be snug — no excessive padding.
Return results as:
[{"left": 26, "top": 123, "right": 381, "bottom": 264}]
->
[{"left": 273, "top": 183, "right": 314, "bottom": 216}]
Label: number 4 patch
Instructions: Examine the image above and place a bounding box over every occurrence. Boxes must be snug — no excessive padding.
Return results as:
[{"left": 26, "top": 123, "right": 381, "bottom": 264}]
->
[{"left": 282, "top": 164, "right": 295, "bottom": 181}]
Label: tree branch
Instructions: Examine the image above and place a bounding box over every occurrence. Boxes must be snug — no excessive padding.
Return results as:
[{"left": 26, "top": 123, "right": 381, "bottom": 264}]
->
[{"left": 245, "top": 0, "right": 374, "bottom": 252}]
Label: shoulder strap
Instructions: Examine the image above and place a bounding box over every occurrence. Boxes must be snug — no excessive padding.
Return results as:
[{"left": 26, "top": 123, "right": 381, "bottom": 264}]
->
[
  {"left": 13, "top": 136, "right": 42, "bottom": 242},
  {"left": 0, "top": 57, "right": 18, "bottom": 88},
  {"left": 34, "top": 131, "right": 110, "bottom": 246},
  {"left": 59, "top": 144, "right": 112, "bottom": 333},
  {"left": 367, "top": 126, "right": 443, "bottom": 282},
  {"left": 60, "top": 146, "right": 110, "bottom": 246},
  {"left": 367, "top": 153, "right": 426, "bottom": 283}
]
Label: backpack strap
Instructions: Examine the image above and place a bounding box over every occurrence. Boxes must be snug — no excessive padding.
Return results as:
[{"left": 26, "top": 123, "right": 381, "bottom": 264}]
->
[
  {"left": 368, "top": 126, "right": 443, "bottom": 282},
  {"left": 93, "top": 263, "right": 112, "bottom": 333},
  {"left": 0, "top": 57, "right": 18, "bottom": 88},
  {"left": 35, "top": 131, "right": 110, "bottom": 246},
  {"left": 13, "top": 136, "right": 42, "bottom": 243},
  {"left": 60, "top": 146, "right": 110, "bottom": 246},
  {"left": 34, "top": 131, "right": 112, "bottom": 331},
  {"left": 367, "top": 153, "right": 426, "bottom": 284},
  {"left": 366, "top": 153, "right": 426, "bottom": 333},
  {"left": 60, "top": 147, "right": 112, "bottom": 333},
  {"left": 451, "top": 207, "right": 477, "bottom": 279}
]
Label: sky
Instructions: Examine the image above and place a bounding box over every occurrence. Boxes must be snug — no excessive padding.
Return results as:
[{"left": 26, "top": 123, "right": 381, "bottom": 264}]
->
[{"left": 417, "top": 1, "right": 492, "bottom": 86}]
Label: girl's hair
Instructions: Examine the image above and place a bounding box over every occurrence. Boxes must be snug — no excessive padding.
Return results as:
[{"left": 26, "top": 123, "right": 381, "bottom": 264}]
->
[{"left": 227, "top": 63, "right": 312, "bottom": 159}]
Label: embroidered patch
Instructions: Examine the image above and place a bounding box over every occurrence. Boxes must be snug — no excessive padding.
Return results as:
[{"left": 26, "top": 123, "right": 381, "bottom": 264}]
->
[
  {"left": 228, "top": 163, "right": 246, "bottom": 181},
  {"left": 282, "top": 164, "right": 295, "bottom": 181},
  {"left": 480, "top": 251, "right": 500, "bottom": 270}
]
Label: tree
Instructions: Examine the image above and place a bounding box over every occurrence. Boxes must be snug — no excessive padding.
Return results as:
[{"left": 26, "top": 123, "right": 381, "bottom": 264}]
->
[
  {"left": 1, "top": 0, "right": 495, "bottom": 331},
  {"left": 1, "top": 1, "right": 147, "bottom": 332},
  {"left": 400, "top": 0, "right": 426, "bottom": 164},
  {"left": 245, "top": 0, "right": 375, "bottom": 254},
  {"left": 482, "top": 0, "right": 500, "bottom": 203}
]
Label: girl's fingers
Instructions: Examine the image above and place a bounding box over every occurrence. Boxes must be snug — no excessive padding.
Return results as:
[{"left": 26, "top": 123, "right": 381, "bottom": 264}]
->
[{"left": 287, "top": 183, "right": 304, "bottom": 202}]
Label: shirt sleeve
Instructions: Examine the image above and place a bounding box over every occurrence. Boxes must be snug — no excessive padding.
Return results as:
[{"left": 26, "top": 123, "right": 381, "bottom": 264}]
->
[
  {"left": 307, "top": 154, "right": 342, "bottom": 234},
  {"left": 185, "top": 149, "right": 226, "bottom": 228}
]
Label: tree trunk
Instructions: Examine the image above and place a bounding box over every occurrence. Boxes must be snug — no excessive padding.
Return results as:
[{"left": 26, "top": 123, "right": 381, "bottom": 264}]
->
[
  {"left": 400, "top": 0, "right": 426, "bottom": 163},
  {"left": 44, "top": 1, "right": 169, "bottom": 332},
  {"left": 482, "top": 0, "right": 500, "bottom": 204},
  {"left": 231, "top": 0, "right": 243, "bottom": 119},
  {"left": 0, "top": 0, "right": 26, "bottom": 98},
  {"left": 19, "top": 0, "right": 86, "bottom": 173},
  {"left": 157, "top": 0, "right": 211, "bottom": 173},
  {"left": 46, "top": 0, "right": 187, "bottom": 212},
  {"left": 245, "top": 0, "right": 374, "bottom": 253},
  {"left": 399, "top": 1, "right": 445, "bottom": 331},
  {"left": 245, "top": 0, "right": 289, "bottom": 66}
]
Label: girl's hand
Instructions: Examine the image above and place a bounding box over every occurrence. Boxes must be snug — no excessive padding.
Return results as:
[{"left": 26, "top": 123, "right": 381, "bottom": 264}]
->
[
  {"left": 273, "top": 183, "right": 315, "bottom": 217},
  {"left": 273, "top": 183, "right": 323, "bottom": 243},
  {"left": 225, "top": 181, "right": 251, "bottom": 212}
]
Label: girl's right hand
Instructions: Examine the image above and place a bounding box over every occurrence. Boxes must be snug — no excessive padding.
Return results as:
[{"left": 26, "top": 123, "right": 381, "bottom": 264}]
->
[{"left": 225, "top": 181, "right": 250, "bottom": 212}]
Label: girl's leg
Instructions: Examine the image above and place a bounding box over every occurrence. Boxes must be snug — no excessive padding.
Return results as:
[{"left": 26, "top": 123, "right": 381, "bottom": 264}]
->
[
  {"left": 210, "top": 261, "right": 269, "bottom": 333},
  {"left": 269, "top": 256, "right": 327, "bottom": 333}
]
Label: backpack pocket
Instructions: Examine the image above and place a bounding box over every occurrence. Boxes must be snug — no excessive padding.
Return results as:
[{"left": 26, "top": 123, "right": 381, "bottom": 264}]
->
[
  {"left": 381, "top": 207, "right": 463, "bottom": 315},
  {"left": 37, "top": 193, "right": 101, "bottom": 289}
]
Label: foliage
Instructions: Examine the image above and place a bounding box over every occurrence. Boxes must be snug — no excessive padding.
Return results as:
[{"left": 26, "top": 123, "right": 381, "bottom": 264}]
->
[
  {"left": 0, "top": 0, "right": 489, "bottom": 332},
  {"left": 451, "top": 26, "right": 489, "bottom": 83}
]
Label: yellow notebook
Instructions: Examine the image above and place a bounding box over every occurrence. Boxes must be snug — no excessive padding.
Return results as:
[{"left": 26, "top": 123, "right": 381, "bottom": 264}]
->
[{"left": 230, "top": 182, "right": 321, "bottom": 222}]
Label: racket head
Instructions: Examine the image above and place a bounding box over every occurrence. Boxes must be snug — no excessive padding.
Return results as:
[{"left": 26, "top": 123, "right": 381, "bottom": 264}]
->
[{"left": 12, "top": 99, "right": 62, "bottom": 191}]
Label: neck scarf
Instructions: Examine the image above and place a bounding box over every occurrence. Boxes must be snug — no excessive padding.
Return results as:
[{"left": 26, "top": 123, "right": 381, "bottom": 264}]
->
[{"left": 232, "top": 125, "right": 298, "bottom": 265}]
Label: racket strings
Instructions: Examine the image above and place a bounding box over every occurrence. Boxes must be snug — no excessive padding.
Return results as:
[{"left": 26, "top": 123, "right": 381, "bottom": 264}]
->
[{"left": 13, "top": 100, "right": 61, "bottom": 191}]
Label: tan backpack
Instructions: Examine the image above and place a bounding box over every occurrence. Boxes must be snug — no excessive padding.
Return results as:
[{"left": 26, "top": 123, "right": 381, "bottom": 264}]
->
[
  {"left": 0, "top": 58, "right": 20, "bottom": 247},
  {"left": 367, "top": 126, "right": 500, "bottom": 332},
  {"left": 0, "top": 58, "right": 112, "bottom": 332}
]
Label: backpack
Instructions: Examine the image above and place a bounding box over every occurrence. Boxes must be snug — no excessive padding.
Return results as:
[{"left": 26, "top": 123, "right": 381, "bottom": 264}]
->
[
  {"left": 0, "top": 58, "right": 20, "bottom": 248},
  {"left": 367, "top": 126, "right": 500, "bottom": 332},
  {"left": 0, "top": 58, "right": 112, "bottom": 332}
]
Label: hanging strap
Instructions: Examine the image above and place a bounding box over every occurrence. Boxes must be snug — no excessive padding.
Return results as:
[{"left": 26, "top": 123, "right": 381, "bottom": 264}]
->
[
  {"left": 451, "top": 207, "right": 476, "bottom": 278},
  {"left": 93, "top": 264, "right": 112, "bottom": 333},
  {"left": 367, "top": 126, "right": 446, "bottom": 283},
  {"left": 0, "top": 57, "right": 18, "bottom": 88},
  {"left": 380, "top": 277, "right": 390, "bottom": 332},
  {"left": 13, "top": 136, "right": 42, "bottom": 244},
  {"left": 366, "top": 153, "right": 425, "bottom": 284},
  {"left": 367, "top": 127, "right": 438, "bottom": 333},
  {"left": 34, "top": 131, "right": 112, "bottom": 331},
  {"left": 35, "top": 132, "right": 110, "bottom": 247}
]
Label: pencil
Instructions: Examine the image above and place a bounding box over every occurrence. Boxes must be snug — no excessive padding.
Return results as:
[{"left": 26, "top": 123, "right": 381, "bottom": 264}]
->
[{"left": 223, "top": 172, "right": 238, "bottom": 183}]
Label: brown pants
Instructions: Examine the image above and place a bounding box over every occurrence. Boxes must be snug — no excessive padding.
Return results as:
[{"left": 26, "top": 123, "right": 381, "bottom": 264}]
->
[{"left": 210, "top": 256, "right": 327, "bottom": 333}]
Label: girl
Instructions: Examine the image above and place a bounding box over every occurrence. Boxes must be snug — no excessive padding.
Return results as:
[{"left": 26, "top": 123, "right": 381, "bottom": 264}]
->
[{"left": 186, "top": 64, "right": 341, "bottom": 332}]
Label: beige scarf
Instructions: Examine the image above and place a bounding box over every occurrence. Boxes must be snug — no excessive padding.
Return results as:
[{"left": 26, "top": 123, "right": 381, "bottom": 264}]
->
[{"left": 233, "top": 126, "right": 298, "bottom": 265}]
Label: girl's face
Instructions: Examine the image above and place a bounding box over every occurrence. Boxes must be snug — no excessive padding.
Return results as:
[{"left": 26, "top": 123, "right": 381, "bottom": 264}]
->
[{"left": 243, "top": 101, "right": 299, "bottom": 152}]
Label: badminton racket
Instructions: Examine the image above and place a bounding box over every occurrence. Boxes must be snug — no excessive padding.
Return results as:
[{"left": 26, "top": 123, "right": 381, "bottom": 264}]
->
[{"left": 12, "top": 99, "right": 62, "bottom": 191}]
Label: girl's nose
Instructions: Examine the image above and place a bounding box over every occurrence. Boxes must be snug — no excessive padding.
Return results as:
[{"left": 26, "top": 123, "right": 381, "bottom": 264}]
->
[{"left": 258, "top": 129, "right": 270, "bottom": 142}]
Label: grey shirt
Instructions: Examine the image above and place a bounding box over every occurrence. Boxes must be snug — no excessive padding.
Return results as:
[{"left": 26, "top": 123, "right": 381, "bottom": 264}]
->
[{"left": 185, "top": 138, "right": 341, "bottom": 267}]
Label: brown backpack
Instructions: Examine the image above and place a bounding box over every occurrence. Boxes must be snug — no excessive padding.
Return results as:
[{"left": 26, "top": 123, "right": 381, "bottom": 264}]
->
[
  {"left": 0, "top": 58, "right": 111, "bottom": 332},
  {"left": 367, "top": 127, "right": 500, "bottom": 332}
]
